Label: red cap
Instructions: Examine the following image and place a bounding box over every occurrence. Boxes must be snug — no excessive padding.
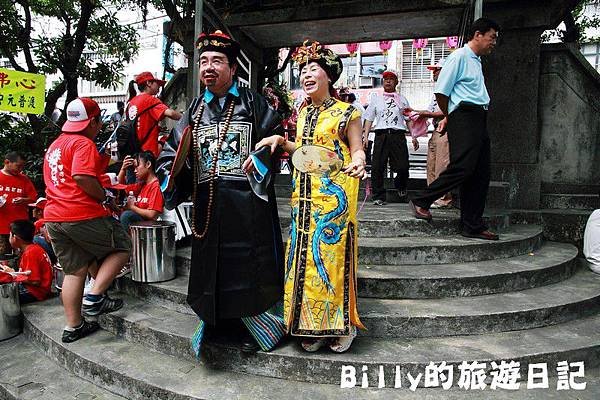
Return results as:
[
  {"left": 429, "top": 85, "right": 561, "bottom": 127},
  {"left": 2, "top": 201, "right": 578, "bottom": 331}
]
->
[
  {"left": 34, "top": 219, "right": 45, "bottom": 233},
  {"left": 135, "top": 71, "right": 166, "bottom": 87},
  {"left": 62, "top": 98, "right": 101, "bottom": 133},
  {"left": 382, "top": 71, "right": 398, "bottom": 80}
]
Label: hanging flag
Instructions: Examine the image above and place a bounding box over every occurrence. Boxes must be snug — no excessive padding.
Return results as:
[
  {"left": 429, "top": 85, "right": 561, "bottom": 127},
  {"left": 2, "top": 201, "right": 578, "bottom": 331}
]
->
[{"left": 0, "top": 68, "right": 46, "bottom": 114}]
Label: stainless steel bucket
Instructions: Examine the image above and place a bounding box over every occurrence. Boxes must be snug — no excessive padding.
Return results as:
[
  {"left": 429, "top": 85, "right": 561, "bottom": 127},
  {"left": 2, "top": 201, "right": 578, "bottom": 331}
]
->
[
  {"left": 53, "top": 263, "right": 64, "bottom": 291},
  {"left": 0, "top": 282, "right": 21, "bottom": 341},
  {"left": 181, "top": 202, "right": 193, "bottom": 226},
  {"left": 130, "top": 221, "right": 176, "bottom": 283}
]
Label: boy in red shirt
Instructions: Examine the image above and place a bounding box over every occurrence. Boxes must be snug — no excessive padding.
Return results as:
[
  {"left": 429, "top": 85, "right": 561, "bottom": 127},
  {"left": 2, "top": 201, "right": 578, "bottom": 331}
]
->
[
  {"left": 0, "top": 219, "right": 52, "bottom": 303},
  {"left": 0, "top": 152, "right": 38, "bottom": 254},
  {"left": 44, "top": 97, "right": 131, "bottom": 343}
]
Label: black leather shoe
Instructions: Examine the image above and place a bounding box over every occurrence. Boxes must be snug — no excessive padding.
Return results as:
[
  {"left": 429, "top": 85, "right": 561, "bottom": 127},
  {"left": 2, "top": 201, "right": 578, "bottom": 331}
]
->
[
  {"left": 241, "top": 338, "right": 259, "bottom": 354},
  {"left": 460, "top": 230, "right": 499, "bottom": 241}
]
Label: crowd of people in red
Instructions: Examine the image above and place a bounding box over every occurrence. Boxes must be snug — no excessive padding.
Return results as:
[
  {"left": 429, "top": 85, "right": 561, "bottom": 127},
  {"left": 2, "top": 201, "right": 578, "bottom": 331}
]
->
[{"left": 0, "top": 71, "right": 181, "bottom": 343}]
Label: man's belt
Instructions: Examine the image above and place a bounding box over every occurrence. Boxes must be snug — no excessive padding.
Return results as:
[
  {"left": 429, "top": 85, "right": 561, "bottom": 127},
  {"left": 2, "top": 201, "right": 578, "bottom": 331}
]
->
[
  {"left": 374, "top": 128, "right": 407, "bottom": 135},
  {"left": 456, "top": 101, "right": 488, "bottom": 112}
]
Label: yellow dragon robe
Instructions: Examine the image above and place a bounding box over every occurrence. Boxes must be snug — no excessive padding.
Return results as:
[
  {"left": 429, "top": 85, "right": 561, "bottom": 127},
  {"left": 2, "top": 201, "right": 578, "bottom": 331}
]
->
[{"left": 284, "top": 98, "right": 365, "bottom": 337}]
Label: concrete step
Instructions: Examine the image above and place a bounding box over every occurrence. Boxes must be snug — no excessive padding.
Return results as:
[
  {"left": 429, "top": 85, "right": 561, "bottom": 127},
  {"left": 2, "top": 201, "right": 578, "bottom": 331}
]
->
[
  {"left": 23, "top": 296, "right": 600, "bottom": 390},
  {"left": 21, "top": 299, "right": 600, "bottom": 398},
  {"left": 176, "top": 225, "right": 543, "bottom": 269},
  {"left": 510, "top": 209, "right": 593, "bottom": 253},
  {"left": 357, "top": 242, "right": 578, "bottom": 298},
  {"left": 276, "top": 201, "right": 510, "bottom": 237},
  {"left": 541, "top": 193, "right": 600, "bottom": 210},
  {"left": 0, "top": 334, "right": 125, "bottom": 400},
  {"left": 138, "top": 242, "right": 578, "bottom": 301},
  {"left": 119, "top": 267, "right": 600, "bottom": 338}
]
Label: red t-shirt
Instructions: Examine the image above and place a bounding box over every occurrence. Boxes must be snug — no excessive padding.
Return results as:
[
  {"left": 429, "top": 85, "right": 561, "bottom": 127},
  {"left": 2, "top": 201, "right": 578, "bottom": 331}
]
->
[
  {"left": 19, "top": 243, "right": 52, "bottom": 301},
  {"left": 43, "top": 133, "right": 111, "bottom": 222},
  {"left": 127, "top": 93, "right": 168, "bottom": 157},
  {"left": 124, "top": 179, "right": 164, "bottom": 213},
  {"left": 0, "top": 171, "right": 37, "bottom": 234}
]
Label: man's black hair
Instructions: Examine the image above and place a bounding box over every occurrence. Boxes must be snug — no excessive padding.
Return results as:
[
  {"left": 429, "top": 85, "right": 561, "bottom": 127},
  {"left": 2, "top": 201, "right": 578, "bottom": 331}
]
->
[
  {"left": 4, "top": 151, "right": 24, "bottom": 163},
  {"left": 10, "top": 219, "right": 35, "bottom": 243},
  {"left": 467, "top": 18, "right": 500, "bottom": 41},
  {"left": 117, "top": 101, "right": 125, "bottom": 109},
  {"left": 136, "top": 150, "right": 156, "bottom": 171}
]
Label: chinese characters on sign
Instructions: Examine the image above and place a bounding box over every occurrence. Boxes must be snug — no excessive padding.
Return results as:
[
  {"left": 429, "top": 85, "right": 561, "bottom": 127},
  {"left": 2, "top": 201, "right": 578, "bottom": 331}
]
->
[
  {"left": 0, "top": 68, "right": 46, "bottom": 114},
  {"left": 340, "top": 361, "right": 587, "bottom": 391}
]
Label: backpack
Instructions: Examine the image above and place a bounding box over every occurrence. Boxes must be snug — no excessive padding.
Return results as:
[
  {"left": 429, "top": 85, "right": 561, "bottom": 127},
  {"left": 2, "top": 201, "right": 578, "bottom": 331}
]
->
[{"left": 114, "top": 102, "right": 160, "bottom": 158}]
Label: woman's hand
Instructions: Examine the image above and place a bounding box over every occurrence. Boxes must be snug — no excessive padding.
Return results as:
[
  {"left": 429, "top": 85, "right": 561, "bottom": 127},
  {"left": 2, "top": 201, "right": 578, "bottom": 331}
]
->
[
  {"left": 121, "top": 156, "right": 135, "bottom": 171},
  {"left": 243, "top": 135, "right": 285, "bottom": 173},
  {"left": 412, "top": 138, "right": 419, "bottom": 151},
  {"left": 342, "top": 159, "right": 367, "bottom": 180},
  {"left": 256, "top": 135, "right": 285, "bottom": 154}
]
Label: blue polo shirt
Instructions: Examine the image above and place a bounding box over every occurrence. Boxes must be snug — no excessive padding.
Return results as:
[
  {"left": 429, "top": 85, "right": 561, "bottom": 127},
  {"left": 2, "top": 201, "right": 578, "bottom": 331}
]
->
[{"left": 434, "top": 44, "right": 490, "bottom": 114}]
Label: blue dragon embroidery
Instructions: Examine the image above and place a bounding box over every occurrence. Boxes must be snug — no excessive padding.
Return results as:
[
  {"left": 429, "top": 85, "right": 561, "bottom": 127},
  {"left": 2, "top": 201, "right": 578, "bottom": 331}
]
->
[{"left": 311, "top": 175, "right": 348, "bottom": 293}]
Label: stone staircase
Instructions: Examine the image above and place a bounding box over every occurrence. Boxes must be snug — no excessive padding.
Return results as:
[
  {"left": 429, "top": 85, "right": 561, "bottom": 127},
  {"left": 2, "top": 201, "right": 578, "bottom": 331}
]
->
[{"left": 5, "top": 201, "right": 600, "bottom": 399}]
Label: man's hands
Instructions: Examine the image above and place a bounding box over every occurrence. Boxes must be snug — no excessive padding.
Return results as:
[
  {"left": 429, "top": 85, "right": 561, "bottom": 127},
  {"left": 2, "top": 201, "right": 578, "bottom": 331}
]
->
[{"left": 437, "top": 117, "right": 448, "bottom": 136}]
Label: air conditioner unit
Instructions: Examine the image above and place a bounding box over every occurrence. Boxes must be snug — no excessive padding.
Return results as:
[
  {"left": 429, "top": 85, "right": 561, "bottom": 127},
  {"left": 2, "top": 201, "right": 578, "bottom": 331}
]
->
[{"left": 358, "top": 76, "right": 374, "bottom": 87}]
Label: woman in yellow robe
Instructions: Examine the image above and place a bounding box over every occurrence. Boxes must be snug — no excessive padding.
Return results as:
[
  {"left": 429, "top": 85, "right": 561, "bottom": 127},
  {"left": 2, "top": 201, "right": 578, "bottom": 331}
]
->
[{"left": 248, "top": 41, "right": 367, "bottom": 353}]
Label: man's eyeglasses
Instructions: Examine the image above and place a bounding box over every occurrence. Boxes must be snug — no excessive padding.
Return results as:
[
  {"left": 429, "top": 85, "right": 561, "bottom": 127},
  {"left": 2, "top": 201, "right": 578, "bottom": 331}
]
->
[{"left": 198, "top": 59, "right": 229, "bottom": 68}]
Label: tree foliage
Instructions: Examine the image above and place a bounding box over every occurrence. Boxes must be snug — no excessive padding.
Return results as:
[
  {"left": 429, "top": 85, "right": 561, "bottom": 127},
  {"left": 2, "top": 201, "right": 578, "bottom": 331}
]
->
[
  {"left": 542, "top": 0, "right": 600, "bottom": 44},
  {"left": 0, "top": 0, "right": 140, "bottom": 157}
]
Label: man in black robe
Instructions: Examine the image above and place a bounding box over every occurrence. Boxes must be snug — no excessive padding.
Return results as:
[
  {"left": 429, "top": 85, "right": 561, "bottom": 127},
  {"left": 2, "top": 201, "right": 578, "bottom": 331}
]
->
[{"left": 156, "top": 30, "right": 284, "bottom": 354}]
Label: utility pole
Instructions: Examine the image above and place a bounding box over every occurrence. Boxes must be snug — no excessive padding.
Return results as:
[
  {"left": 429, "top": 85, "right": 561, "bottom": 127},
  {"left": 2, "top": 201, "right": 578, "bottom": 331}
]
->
[
  {"left": 193, "top": 0, "right": 203, "bottom": 97},
  {"left": 474, "top": 0, "right": 483, "bottom": 20}
]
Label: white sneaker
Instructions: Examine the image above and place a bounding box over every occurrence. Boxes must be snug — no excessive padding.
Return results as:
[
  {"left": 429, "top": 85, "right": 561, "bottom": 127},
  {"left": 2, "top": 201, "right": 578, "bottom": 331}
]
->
[
  {"left": 116, "top": 264, "right": 131, "bottom": 278},
  {"left": 83, "top": 277, "right": 95, "bottom": 296}
]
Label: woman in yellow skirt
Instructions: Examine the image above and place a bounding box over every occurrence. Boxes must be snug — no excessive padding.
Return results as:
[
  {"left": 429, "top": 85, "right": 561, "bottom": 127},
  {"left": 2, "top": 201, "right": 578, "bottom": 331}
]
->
[{"left": 246, "top": 41, "right": 367, "bottom": 353}]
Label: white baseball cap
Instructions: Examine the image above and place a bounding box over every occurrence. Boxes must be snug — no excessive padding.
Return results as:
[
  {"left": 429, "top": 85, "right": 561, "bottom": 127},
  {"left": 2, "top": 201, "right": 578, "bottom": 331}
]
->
[{"left": 62, "top": 97, "right": 101, "bottom": 133}]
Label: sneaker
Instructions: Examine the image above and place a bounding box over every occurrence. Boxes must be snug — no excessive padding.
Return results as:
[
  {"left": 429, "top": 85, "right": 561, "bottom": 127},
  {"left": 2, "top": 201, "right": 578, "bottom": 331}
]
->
[
  {"left": 83, "top": 277, "right": 95, "bottom": 296},
  {"left": 116, "top": 264, "right": 131, "bottom": 278},
  {"left": 82, "top": 294, "right": 124, "bottom": 317},
  {"left": 61, "top": 319, "right": 100, "bottom": 343},
  {"left": 372, "top": 199, "right": 386, "bottom": 206}
]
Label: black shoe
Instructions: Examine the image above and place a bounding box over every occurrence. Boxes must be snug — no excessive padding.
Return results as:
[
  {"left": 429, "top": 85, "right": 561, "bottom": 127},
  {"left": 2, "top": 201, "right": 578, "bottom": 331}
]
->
[
  {"left": 82, "top": 294, "right": 123, "bottom": 317},
  {"left": 61, "top": 319, "right": 100, "bottom": 343}
]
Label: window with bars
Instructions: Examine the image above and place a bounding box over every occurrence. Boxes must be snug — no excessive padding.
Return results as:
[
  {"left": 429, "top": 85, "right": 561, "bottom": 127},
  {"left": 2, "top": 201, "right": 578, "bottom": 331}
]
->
[{"left": 401, "top": 38, "right": 454, "bottom": 81}]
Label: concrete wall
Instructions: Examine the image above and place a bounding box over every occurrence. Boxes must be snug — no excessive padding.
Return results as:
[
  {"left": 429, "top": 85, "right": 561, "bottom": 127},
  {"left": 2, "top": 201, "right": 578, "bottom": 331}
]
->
[{"left": 539, "top": 44, "right": 600, "bottom": 188}]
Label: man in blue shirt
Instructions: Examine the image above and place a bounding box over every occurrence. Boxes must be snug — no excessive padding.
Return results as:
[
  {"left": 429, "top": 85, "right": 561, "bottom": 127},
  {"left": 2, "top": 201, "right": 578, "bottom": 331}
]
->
[{"left": 409, "top": 18, "right": 500, "bottom": 241}]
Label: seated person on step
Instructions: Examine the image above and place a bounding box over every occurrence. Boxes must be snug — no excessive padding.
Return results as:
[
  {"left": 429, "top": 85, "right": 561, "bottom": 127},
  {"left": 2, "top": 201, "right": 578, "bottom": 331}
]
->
[
  {"left": 117, "top": 151, "right": 164, "bottom": 232},
  {"left": 1, "top": 219, "right": 52, "bottom": 303}
]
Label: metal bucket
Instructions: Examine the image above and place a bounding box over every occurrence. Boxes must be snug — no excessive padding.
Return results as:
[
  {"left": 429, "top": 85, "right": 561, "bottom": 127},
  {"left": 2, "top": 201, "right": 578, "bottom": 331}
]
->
[
  {"left": 130, "top": 221, "right": 176, "bottom": 283},
  {"left": 0, "top": 282, "right": 21, "bottom": 341},
  {"left": 181, "top": 202, "right": 193, "bottom": 226},
  {"left": 53, "top": 263, "right": 64, "bottom": 291}
]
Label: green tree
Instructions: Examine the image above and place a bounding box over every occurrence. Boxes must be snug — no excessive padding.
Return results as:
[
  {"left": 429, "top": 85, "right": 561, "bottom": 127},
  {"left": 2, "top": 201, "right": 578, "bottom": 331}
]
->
[
  {"left": 0, "top": 0, "right": 140, "bottom": 157},
  {"left": 543, "top": 0, "right": 600, "bottom": 44}
]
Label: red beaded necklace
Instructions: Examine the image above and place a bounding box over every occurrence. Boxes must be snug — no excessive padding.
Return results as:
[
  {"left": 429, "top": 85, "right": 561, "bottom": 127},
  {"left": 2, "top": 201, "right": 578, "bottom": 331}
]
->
[{"left": 190, "top": 99, "right": 236, "bottom": 239}]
